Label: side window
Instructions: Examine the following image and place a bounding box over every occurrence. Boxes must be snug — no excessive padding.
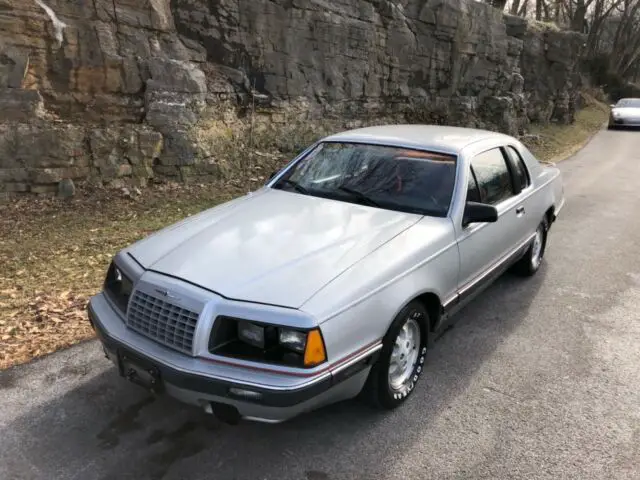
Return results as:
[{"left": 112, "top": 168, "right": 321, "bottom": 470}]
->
[
  {"left": 471, "top": 148, "right": 515, "bottom": 205},
  {"left": 505, "top": 146, "right": 530, "bottom": 191},
  {"left": 466, "top": 169, "right": 481, "bottom": 203}
]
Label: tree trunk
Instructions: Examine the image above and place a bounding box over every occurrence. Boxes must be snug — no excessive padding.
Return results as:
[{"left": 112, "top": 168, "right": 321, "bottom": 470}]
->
[
  {"left": 571, "top": 1, "right": 588, "bottom": 32},
  {"left": 517, "top": 0, "right": 530, "bottom": 16},
  {"left": 510, "top": 0, "right": 522, "bottom": 15},
  {"left": 491, "top": 0, "right": 508, "bottom": 10},
  {"left": 542, "top": 0, "right": 550, "bottom": 21},
  {"left": 536, "top": 0, "right": 543, "bottom": 21},
  {"left": 610, "top": 0, "right": 640, "bottom": 80}
]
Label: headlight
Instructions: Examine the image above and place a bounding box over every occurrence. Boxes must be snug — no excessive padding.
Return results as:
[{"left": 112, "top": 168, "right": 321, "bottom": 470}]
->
[
  {"left": 237, "top": 320, "right": 269, "bottom": 348},
  {"left": 278, "top": 328, "right": 306, "bottom": 352},
  {"left": 209, "top": 316, "right": 327, "bottom": 368},
  {"left": 104, "top": 261, "right": 133, "bottom": 313}
]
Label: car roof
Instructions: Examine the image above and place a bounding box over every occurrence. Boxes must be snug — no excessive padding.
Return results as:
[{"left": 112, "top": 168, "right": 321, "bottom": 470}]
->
[{"left": 321, "top": 124, "right": 514, "bottom": 155}]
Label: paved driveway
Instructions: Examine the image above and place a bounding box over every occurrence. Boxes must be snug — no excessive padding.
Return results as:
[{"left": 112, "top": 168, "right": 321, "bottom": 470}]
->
[{"left": 2, "top": 128, "right": 639, "bottom": 480}]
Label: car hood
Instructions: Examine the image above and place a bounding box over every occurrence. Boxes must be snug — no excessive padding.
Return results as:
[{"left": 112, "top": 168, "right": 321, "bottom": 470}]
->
[{"left": 126, "top": 188, "right": 422, "bottom": 308}]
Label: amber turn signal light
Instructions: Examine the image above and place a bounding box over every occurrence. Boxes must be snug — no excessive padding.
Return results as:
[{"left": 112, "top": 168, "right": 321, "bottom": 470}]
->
[{"left": 303, "top": 329, "right": 327, "bottom": 367}]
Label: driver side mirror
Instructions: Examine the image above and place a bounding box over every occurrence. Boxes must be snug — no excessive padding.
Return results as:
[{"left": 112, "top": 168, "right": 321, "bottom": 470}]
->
[{"left": 462, "top": 201, "right": 498, "bottom": 228}]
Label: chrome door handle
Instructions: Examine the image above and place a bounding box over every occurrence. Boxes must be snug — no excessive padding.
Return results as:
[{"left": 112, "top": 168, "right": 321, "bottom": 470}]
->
[{"left": 516, "top": 206, "right": 525, "bottom": 216}]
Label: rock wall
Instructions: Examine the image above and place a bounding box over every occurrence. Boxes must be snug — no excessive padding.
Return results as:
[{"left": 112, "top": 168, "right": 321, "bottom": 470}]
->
[{"left": 0, "top": 0, "right": 585, "bottom": 196}]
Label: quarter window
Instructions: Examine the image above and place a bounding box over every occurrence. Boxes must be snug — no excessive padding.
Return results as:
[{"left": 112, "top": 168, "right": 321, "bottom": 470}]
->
[
  {"left": 504, "top": 146, "right": 530, "bottom": 191},
  {"left": 470, "top": 148, "right": 515, "bottom": 205}
]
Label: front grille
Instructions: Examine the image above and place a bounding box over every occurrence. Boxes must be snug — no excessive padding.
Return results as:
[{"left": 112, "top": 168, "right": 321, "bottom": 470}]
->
[{"left": 126, "top": 291, "right": 199, "bottom": 354}]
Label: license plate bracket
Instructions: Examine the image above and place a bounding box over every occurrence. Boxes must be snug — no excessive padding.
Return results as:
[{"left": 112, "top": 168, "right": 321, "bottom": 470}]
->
[{"left": 117, "top": 350, "right": 164, "bottom": 394}]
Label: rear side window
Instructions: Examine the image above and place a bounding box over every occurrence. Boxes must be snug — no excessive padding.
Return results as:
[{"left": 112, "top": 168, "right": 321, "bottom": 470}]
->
[
  {"left": 470, "top": 148, "right": 515, "bottom": 205},
  {"left": 504, "top": 146, "right": 530, "bottom": 191}
]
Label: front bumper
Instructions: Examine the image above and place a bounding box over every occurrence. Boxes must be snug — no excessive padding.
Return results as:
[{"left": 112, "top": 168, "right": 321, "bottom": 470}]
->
[
  {"left": 88, "top": 293, "right": 378, "bottom": 423},
  {"left": 610, "top": 117, "right": 640, "bottom": 127}
]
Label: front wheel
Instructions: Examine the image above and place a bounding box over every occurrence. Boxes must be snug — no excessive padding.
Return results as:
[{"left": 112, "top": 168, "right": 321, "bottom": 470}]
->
[
  {"left": 361, "top": 300, "right": 429, "bottom": 409},
  {"left": 512, "top": 219, "right": 548, "bottom": 277}
]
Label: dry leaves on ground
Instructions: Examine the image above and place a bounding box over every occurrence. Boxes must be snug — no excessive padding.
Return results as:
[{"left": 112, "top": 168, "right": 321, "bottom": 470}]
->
[
  {"left": 0, "top": 290, "right": 93, "bottom": 369},
  {"left": 0, "top": 181, "right": 246, "bottom": 370}
]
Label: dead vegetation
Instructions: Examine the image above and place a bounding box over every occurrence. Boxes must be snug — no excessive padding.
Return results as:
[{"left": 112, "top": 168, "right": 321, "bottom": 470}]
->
[
  {"left": 0, "top": 184, "right": 241, "bottom": 369},
  {"left": 525, "top": 91, "right": 609, "bottom": 163},
  {"left": 0, "top": 95, "right": 610, "bottom": 370},
  {"left": 189, "top": 105, "right": 339, "bottom": 177}
]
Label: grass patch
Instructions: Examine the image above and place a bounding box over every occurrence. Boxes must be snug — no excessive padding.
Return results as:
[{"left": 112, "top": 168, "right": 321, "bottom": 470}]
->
[
  {"left": 525, "top": 93, "right": 609, "bottom": 163},
  {"left": 0, "top": 96, "right": 610, "bottom": 369}
]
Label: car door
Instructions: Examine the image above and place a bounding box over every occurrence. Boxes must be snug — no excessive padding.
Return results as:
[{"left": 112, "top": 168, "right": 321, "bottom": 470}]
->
[{"left": 455, "top": 147, "right": 529, "bottom": 304}]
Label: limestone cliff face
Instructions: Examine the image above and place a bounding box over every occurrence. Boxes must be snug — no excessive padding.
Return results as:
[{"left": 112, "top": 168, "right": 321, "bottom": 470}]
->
[{"left": 0, "top": 0, "right": 585, "bottom": 195}]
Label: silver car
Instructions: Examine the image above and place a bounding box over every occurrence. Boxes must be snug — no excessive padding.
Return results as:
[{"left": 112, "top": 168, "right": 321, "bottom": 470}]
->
[
  {"left": 87, "top": 125, "right": 565, "bottom": 424},
  {"left": 608, "top": 98, "right": 640, "bottom": 128}
]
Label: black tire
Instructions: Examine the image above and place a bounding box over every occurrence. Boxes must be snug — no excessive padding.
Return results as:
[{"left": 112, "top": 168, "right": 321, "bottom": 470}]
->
[
  {"left": 360, "top": 300, "right": 429, "bottom": 409},
  {"left": 512, "top": 218, "right": 548, "bottom": 277}
]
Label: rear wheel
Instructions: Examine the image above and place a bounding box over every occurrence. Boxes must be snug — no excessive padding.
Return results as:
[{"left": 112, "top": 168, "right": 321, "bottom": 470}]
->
[
  {"left": 512, "top": 218, "right": 548, "bottom": 277},
  {"left": 361, "top": 300, "right": 429, "bottom": 409}
]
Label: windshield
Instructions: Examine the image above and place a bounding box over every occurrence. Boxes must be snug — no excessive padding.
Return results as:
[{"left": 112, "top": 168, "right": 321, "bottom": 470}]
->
[
  {"left": 272, "top": 142, "right": 457, "bottom": 217},
  {"left": 616, "top": 98, "right": 640, "bottom": 108}
]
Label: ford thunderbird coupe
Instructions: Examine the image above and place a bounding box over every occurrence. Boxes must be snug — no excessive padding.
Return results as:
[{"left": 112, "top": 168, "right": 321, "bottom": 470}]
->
[{"left": 87, "top": 125, "right": 565, "bottom": 424}]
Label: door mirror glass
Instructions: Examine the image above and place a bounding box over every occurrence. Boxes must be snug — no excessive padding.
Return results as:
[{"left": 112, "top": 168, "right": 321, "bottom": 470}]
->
[{"left": 463, "top": 201, "right": 498, "bottom": 227}]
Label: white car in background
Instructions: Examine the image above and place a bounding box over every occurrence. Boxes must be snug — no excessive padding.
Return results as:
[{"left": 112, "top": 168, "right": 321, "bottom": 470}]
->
[{"left": 608, "top": 98, "right": 640, "bottom": 128}]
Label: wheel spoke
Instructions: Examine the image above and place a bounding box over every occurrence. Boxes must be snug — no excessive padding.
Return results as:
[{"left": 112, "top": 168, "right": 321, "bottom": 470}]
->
[
  {"left": 398, "top": 327, "right": 407, "bottom": 341},
  {"left": 388, "top": 317, "right": 423, "bottom": 390}
]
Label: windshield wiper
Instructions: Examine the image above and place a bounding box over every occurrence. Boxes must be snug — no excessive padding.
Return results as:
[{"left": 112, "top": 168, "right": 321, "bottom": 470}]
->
[
  {"left": 281, "top": 179, "right": 310, "bottom": 195},
  {"left": 337, "top": 186, "right": 381, "bottom": 208}
]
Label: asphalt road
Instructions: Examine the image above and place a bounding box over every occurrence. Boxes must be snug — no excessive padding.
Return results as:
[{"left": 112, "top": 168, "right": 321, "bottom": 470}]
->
[{"left": 2, "top": 128, "right": 640, "bottom": 480}]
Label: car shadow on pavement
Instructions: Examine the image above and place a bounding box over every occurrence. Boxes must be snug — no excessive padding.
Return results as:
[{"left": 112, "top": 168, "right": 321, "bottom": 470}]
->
[{"left": 1, "top": 268, "right": 547, "bottom": 480}]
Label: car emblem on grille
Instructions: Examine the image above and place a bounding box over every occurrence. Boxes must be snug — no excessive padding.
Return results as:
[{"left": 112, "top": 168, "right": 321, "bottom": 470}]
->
[{"left": 155, "top": 288, "right": 180, "bottom": 300}]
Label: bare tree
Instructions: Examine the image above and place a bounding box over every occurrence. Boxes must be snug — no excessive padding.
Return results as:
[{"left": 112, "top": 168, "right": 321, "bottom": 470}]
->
[
  {"left": 554, "top": 0, "right": 562, "bottom": 21},
  {"left": 610, "top": 0, "right": 640, "bottom": 79},
  {"left": 571, "top": 0, "right": 589, "bottom": 30},
  {"left": 491, "top": 0, "right": 640, "bottom": 83},
  {"left": 585, "top": 0, "right": 625, "bottom": 53},
  {"left": 580, "top": 0, "right": 640, "bottom": 84},
  {"left": 509, "top": 0, "right": 531, "bottom": 16},
  {"left": 536, "top": 0, "right": 544, "bottom": 19}
]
